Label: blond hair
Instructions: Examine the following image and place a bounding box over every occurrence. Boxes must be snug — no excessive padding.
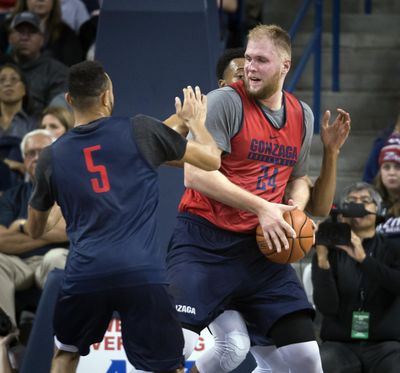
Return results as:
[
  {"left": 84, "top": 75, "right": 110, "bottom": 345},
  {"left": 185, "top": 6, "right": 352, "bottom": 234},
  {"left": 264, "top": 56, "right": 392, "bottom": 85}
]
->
[
  {"left": 247, "top": 24, "right": 291, "bottom": 59},
  {"left": 41, "top": 106, "right": 74, "bottom": 132}
]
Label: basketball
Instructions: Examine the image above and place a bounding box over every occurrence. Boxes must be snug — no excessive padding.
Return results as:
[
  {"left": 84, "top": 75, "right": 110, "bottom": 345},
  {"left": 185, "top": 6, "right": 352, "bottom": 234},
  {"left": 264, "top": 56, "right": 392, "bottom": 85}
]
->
[{"left": 256, "top": 209, "right": 314, "bottom": 264}]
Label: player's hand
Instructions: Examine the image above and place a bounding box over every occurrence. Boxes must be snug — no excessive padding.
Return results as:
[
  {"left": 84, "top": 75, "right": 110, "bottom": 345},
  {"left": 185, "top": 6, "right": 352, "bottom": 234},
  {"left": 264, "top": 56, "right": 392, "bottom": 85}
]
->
[
  {"left": 320, "top": 108, "right": 351, "bottom": 153},
  {"left": 175, "top": 86, "right": 207, "bottom": 126},
  {"left": 257, "top": 202, "right": 297, "bottom": 253}
]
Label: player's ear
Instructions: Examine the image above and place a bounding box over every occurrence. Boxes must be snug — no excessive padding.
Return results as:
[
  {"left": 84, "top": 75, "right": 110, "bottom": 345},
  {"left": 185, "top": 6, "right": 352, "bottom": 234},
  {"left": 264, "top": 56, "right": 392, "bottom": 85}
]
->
[
  {"left": 65, "top": 92, "right": 73, "bottom": 105},
  {"left": 218, "top": 79, "right": 227, "bottom": 87},
  {"left": 282, "top": 59, "right": 291, "bottom": 75}
]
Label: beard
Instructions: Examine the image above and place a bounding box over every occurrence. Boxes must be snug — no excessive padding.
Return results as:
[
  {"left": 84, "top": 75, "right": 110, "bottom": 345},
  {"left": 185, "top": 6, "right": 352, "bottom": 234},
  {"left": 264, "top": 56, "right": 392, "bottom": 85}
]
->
[{"left": 244, "top": 69, "right": 281, "bottom": 100}]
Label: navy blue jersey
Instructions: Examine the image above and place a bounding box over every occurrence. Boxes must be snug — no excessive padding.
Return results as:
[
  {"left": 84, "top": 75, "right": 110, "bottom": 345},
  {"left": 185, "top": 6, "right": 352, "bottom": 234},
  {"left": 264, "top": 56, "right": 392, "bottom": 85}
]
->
[{"left": 30, "top": 115, "right": 187, "bottom": 293}]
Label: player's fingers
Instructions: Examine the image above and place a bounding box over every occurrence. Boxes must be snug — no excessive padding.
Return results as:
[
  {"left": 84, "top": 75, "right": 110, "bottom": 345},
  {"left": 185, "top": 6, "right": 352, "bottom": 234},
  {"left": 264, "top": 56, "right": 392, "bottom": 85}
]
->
[
  {"left": 182, "top": 87, "right": 189, "bottom": 103},
  {"left": 274, "top": 226, "right": 290, "bottom": 251},
  {"left": 201, "top": 93, "right": 207, "bottom": 106},
  {"left": 175, "top": 97, "right": 182, "bottom": 113},
  {"left": 321, "top": 110, "right": 330, "bottom": 128},
  {"left": 194, "top": 86, "right": 201, "bottom": 101},
  {"left": 263, "top": 231, "right": 273, "bottom": 254},
  {"left": 281, "top": 204, "right": 298, "bottom": 213},
  {"left": 282, "top": 219, "right": 296, "bottom": 239},
  {"left": 186, "top": 85, "right": 194, "bottom": 99},
  {"left": 287, "top": 198, "right": 296, "bottom": 206},
  {"left": 268, "top": 229, "right": 283, "bottom": 253}
]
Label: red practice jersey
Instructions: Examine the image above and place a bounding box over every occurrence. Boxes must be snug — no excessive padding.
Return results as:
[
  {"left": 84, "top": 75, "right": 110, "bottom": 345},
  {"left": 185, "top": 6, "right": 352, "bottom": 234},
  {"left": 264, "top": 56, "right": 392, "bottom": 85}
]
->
[{"left": 179, "top": 80, "right": 304, "bottom": 233}]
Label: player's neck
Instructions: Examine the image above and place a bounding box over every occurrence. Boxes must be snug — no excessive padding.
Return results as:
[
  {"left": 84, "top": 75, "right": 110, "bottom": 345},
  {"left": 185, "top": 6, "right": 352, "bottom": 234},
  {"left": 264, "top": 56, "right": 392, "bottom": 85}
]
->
[
  {"left": 73, "top": 109, "right": 109, "bottom": 127},
  {"left": 258, "top": 90, "right": 283, "bottom": 111}
]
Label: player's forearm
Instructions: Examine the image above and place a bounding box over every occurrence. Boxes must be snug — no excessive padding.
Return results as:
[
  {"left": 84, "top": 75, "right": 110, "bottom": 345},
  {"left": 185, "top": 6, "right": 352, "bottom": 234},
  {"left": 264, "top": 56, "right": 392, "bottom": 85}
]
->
[
  {"left": 184, "top": 163, "right": 269, "bottom": 215},
  {"left": 163, "top": 114, "right": 189, "bottom": 137},
  {"left": 285, "top": 176, "right": 311, "bottom": 210},
  {"left": 307, "top": 149, "right": 338, "bottom": 217},
  {"left": 183, "top": 141, "right": 221, "bottom": 171}
]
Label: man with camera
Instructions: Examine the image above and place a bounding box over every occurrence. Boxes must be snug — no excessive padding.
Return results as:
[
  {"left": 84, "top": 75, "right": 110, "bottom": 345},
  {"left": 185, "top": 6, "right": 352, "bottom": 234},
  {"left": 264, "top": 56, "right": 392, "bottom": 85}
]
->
[{"left": 312, "top": 181, "right": 400, "bottom": 373}]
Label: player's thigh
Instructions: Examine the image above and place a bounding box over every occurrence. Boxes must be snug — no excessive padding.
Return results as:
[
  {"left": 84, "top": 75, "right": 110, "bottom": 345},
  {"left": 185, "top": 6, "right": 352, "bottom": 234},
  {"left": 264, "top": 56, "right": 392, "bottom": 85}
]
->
[
  {"left": 236, "top": 265, "right": 313, "bottom": 337},
  {"left": 117, "top": 284, "right": 184, "bottom": 371},
  {"left": 53, "top": 289, "right": 114, "bottom": 355}
]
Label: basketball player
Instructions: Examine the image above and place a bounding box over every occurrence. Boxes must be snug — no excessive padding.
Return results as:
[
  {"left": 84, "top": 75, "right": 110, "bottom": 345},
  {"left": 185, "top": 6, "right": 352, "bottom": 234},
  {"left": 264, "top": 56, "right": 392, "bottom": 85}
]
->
[
  {"left": 166, "top": 24, "right": 350, "bottom": 373},
  {"left": 24, "top": 60, "right": 220, "bottom": 373}
]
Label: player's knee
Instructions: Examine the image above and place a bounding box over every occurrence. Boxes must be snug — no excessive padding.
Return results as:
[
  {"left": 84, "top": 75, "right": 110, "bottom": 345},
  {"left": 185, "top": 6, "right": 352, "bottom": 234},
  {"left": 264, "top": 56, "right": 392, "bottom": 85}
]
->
[
  {"left": 279, "top": 341, "right": 322, "bottom": 372},
  {"left": 219, "top": 331, "right": 250, "bottom": 371},
  {"left": 182, "top": 328, "right": 200, "bottom": 360}
]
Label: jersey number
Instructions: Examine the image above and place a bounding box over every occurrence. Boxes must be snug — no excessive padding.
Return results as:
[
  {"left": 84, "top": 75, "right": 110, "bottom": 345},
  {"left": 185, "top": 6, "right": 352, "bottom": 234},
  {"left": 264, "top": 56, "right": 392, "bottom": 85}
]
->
[
  {"left": 256, "top": 166, "right": 278, "bottom": 192},
  {"left": 83, "top": 145, "right": 110, "bottom": 193}
]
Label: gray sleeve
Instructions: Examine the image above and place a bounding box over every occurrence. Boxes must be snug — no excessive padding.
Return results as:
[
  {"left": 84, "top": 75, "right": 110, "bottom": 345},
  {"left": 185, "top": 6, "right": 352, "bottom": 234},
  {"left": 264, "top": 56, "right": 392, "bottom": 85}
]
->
[
  {"left": 132, "top": 115, "right": 188, "bottom": 168},
  {"left": 188, "top": 87, "right": 243, "bottom": 154},
  {"left": 291, "top": 101, "right": 314, "bottom": 177},
  {"left": 29, "top": 146, "right": 55, "bottom": 211}
]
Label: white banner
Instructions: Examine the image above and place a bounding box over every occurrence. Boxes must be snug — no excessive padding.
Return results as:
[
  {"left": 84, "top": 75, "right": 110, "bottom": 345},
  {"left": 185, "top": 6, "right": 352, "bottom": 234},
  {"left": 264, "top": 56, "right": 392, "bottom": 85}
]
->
[{"left": 77, "top": 319, "right": 214, "bottom": 373}]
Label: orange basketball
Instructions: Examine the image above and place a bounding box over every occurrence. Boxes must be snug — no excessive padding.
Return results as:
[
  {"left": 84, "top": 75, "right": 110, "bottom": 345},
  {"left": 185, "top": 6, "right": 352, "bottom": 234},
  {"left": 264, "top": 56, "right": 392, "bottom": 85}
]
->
[{"left": 256, "top": 209, "right": 314, "bottom": 264}]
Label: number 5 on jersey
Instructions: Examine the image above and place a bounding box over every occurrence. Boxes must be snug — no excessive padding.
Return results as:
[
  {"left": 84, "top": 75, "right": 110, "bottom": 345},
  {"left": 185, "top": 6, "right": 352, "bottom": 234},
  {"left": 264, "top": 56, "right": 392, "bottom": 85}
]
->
[{"left": 83, "top": 145, "right": 110, "bottom": 193}]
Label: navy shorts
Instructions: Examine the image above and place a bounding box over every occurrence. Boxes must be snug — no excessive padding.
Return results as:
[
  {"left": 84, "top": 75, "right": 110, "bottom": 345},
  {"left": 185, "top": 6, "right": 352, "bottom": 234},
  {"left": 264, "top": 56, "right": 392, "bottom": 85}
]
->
[
  {"left": 166, "top": 212, "right": 313, "bottom": 336},
  {"left": 53, "top": 284, "right": 184, "bottom": 371}
]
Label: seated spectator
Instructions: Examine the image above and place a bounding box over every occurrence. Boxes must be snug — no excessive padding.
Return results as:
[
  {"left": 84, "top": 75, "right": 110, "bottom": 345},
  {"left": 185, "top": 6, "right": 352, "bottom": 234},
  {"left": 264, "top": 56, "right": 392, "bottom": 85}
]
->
[
  {"left": 0, "top": 0, "right": 83, "bottom": 66},
  {"left": 0, "top": 328, "right": 19, "bottom": 373},
  {"left": 0, "top": 63, "right": 37, "bottom": 193},
  {"left": 0, "top": 129, "right": 68, "bottom": 329},
  {"left": 374, "top": 139, "right": 400, "bottom": 236},
  {"left": 363, "top": 112, "right": 400, "bottom": 183},
  {"left": 6, "top": 11, "right": 68, "bottom": 115},
  {"left": 39, "top": 105, "right": 73, "bottom": 139},
  {"left": 312, "top": 182, "right": 400, "bottom": 373},
  {"left": 60, "top": 0, "right": 89, "bottom": 34},
  {"left": 78, "top": 0, "right": 100, "bottom": 60}
]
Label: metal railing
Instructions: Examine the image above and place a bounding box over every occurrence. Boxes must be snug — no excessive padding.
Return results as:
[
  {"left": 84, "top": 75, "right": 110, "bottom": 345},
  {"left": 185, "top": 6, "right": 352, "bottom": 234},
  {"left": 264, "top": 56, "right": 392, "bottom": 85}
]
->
[{"left": 285, "top": 0, "right": 323, "bottom": 133}]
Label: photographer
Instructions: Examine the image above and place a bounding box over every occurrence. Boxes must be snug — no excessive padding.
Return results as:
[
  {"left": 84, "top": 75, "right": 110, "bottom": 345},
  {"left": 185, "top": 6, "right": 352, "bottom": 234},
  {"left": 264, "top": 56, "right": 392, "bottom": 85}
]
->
[{"left": 312, "top": 182, "right": 400, "bottom": 373}]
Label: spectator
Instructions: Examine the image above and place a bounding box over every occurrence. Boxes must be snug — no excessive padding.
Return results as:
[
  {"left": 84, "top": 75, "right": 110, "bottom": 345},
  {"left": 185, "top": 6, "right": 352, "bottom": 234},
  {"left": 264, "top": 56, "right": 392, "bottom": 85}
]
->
[
  {"left": 0, "top": 63, "right": 36, "bottom": 193},
  {"left": 312, "top": 182, "right": 400, "bottom": 373},
  {"left": 39, "top": 105, "right": 73, "bottom": 139},
  {"left": 0, "top": 0, "right": 83, "bottom": 66},
  {"left": 78, "top": 0, "right": 99, "bottom": 60},
  {"left": 374, "top": 139, "right": 400, "bottom": 237},
  {"left": 7, "top": 11, "right": 68, "bottom": 116},
  {"left": 60, "top": 0, "right": 89, "bottom": 33},
  {"left": 0, "top": 328, "right": 19, "bottom": 373},
  {"left": 0, "top": 129, "right": 68, "bottom": 328},
  {"left": 363, "top": 112, "right": 400, "bottom": 183}
]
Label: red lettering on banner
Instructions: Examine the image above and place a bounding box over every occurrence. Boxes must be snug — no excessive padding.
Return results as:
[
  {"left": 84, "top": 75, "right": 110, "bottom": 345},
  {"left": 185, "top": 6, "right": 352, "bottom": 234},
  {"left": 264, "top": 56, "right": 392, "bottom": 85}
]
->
[
  {"left": 92, "top": 343, "right": 101, "bottom": 350},
  {"left": 194, "top": 336, "right": 205, "bottom": 351},
  {"left": 104, "top": 336, "right": 115, "bottom": 350},
  {"left": 117, "top": 336, "right": 123, "bottom": 350},
  {"left": 115, "top": 319, "right": 121, "bottom": 332}
]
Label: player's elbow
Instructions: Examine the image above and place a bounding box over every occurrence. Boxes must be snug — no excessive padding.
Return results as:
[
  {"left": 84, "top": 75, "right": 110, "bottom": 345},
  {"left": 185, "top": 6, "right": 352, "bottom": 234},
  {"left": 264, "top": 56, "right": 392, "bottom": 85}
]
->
[
  {"left": 203, "top": 155, "right": 221, "bottom": 171},
  {"left": 183, "top": 164, "right": 206, "bottom": 188}
]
